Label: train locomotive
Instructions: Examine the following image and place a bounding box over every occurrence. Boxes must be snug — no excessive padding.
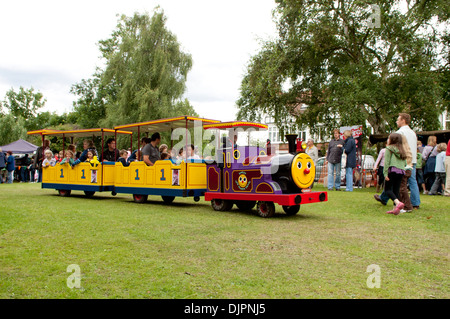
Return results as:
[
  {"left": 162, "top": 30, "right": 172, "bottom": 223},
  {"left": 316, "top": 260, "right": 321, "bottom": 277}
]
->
[
  {"left": 28, "top": 117, "right": 327, "bottom": 218},
  {"left": 203, "top": 121, "right": 327, "bottom": 217}
]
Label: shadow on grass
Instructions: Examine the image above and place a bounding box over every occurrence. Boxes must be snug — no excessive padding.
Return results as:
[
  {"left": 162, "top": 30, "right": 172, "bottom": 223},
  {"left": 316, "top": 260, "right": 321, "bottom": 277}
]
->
[
  {"left": 207, "top": 206, "right": 325, "bottom": 221},
  {"left": 128, "top": 199, "right": 201, "bottom": 208},
  {"left": 41, "top": 190, "right": 326, "bottom": 221},
  {"left": 44, "top": 192, "right": 126, "bottom": 201}
]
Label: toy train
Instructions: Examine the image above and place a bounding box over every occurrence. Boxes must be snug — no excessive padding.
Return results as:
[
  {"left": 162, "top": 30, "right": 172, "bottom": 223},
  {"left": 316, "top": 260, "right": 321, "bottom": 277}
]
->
[{"left": 28, "top": 116, "right": 327, "bottom": 218}]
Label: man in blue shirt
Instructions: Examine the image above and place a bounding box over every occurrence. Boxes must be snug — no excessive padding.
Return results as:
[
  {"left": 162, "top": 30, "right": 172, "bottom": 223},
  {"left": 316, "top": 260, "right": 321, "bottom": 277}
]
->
[{"left": 6, "top": 151, "right": 15, "bottom": 184}]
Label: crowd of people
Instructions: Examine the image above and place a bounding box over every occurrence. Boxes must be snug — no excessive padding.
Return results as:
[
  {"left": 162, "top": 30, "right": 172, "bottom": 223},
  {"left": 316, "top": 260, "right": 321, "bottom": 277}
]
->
[
  {"left": 310, "top": 112, "right": 449, "bottom": 215},
  {"left": 0, "top": 132, "right": 208, "bottom": 183},
  {"left": 322, "top": 128, "right": 357, "bottom": 192},
  {"left": 371, "top": 113, "right": 450, "bottom": 215}
]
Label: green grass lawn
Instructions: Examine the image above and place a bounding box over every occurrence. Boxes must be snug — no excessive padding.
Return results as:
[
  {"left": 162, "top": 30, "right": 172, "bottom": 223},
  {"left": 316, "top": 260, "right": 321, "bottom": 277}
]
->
[{"left": 0, "top": 182, "right": 448, "bottom": 299}]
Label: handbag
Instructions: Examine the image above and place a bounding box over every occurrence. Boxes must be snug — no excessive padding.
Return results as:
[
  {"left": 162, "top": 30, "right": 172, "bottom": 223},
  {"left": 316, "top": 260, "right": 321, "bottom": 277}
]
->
[{"left": 424, "top": 154, "right": 436, "bottom": 175}]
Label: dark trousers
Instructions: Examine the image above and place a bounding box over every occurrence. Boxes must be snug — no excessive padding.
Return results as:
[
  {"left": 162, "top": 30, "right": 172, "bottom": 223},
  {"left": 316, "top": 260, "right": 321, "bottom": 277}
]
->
[
  {"left": 384, "top": 172, "right": 403, "bottom": 202},
  {"left": 20, "top": 167, "right": 28, "bottom": 182},
  {"left": 429, "top": 172, "right": 446, "bottom": 195},
  {"left": 399, "top": 170, "right": 413, "bottom": 211},
  {"left": 377, "top": 166, "right": 384, "bottom": 187}
]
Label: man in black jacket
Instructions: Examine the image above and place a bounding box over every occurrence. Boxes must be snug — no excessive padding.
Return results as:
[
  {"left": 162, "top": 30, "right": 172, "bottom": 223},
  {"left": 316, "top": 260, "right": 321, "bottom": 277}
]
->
[
  {"left": 343, "top": 130, "right": 357, "bottom": 191},
  {"left": 325, "top": 129, "right": 344, "bottom": 190}
]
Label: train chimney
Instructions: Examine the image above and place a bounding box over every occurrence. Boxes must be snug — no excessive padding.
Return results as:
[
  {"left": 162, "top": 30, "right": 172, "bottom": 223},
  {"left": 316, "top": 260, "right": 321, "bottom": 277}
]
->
[{"left": 285, "top": 134, "right": 298, "bottom": 154}]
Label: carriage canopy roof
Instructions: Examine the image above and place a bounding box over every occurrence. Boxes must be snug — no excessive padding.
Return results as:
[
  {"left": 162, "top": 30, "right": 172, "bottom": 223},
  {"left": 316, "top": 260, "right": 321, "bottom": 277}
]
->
[
  {"left": 27, "top": 129, "right": 61, "bottom": 136},
  {"left": 203, "top": 121, "right": 268, "bottom": 130},
  {"left": 113, "top": 116, "right": 221, "bottom": 133},
  {"left": 28, "top": 128, "right": 132, "bottom": 138}
]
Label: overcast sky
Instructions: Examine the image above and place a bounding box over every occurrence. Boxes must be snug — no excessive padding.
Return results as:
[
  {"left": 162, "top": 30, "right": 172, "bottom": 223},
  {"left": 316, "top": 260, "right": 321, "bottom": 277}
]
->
[{"left": 0, "top": 0, "right": 278, "bottom": 123}]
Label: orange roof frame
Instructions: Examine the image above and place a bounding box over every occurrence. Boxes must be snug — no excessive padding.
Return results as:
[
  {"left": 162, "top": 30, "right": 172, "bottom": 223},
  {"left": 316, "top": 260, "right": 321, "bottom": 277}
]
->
[
  {"left": 35, "top": 128, "right": 132, "bottom": 138},
  {"left": 27, "top": 129, "right": 61, "bottom": 136},
  {"left": 203, "top": 121, "right": 268, "bottom": 130}
]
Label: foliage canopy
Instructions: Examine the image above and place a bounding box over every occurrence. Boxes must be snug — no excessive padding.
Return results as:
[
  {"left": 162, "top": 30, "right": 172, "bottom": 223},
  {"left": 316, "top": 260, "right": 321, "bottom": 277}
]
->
[
  {"left": 72, "top": 9, "right": 197, "bottom": 130},
  {"left": 237, "top": 0, "right": 449, "bottom": 137}
]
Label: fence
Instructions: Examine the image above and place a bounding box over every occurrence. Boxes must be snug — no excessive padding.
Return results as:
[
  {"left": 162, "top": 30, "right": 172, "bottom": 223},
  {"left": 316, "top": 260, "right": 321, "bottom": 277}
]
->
[{"left": 314, "top": 162, "right": 378, "bottom": 188}]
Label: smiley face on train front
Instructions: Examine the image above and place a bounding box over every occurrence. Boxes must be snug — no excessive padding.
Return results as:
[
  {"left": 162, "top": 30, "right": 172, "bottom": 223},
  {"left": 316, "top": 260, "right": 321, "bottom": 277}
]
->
[
  {"left": 290, "top": 153, "right": 315, "bottom": 189},
  {"left": 238, "top": 173, "right": 248, "bottom": 189}
]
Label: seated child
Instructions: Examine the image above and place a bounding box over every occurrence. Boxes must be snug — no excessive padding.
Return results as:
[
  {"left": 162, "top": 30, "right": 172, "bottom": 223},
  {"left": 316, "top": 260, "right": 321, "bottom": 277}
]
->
[
  {"left": 161, "top": 152, "right": 170, "bottom": 160},
  {"left": 60, "top": 150, "right": 75, "bottom": 167},
  {"left": 173, "top": 148, "right": 185, "bottom": 165},
  {"left": 42, "top": 150, "right": 56, "bottom": 167},
  {"left": 117, "top": 149, "right": 130, "bottom": 167},
  {"left": 57, "top": 150, "right": 64, "bottom": 163},
  {"left": 159, "top": 144, "right": 168, "bottom": 154},
  {"left": 85, "top": 149, "right": 95, "bottom": 162}
]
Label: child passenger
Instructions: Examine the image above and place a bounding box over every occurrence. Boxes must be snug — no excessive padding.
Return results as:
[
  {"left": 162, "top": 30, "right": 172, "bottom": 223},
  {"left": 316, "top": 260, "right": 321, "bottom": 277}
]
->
[
  {"left": 161, "top": 152, "right": 170, "bottom": 160},
  {"left": 86, "top": 149, "right": 95, "bottom": 162},
  {"left": 42, "top": 150, "right": 56, "bottom": 167},
  {"left": 159, "top": 144, "right": 168, "bottom": 154},
  {"left": 428, "top": 143, "right": 447, "bottom": 195},
  {"left": 117, "top": 149, "right": 130, "bottom": 167},
  {"left": 383, "top": 133, "right": 407, "bottom": 215},
  {"left": 60, "top": 150, "right": 75, "bottom": 167},
  {"left": 57, "top": 150, "right": 64, "bottom": 163}
]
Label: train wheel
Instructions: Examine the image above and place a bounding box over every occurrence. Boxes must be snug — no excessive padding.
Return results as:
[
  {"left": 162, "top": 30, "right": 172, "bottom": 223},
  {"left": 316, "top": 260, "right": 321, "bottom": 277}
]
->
[
  {"left": 256, "top": 201, "right": 275, "bottom": 218},
  {"left": 58, "top": 189, "right": 71, "bottom": 197},
  {"left": 282, "top": 205, "right": 300, "bottom": 216},
  {"left": 235, "top": 200, "right": 256, "bottom": 211},
  {"left": 133, "top": 194, "right": 148, "bottom": 203},
  {"left": 84, "top": 191, "right": 95, "bottom": 198},
  {"left": 161, "top": 196, "right": 175, "bottom": 204},
  {"left": 211, "top": 199, "right": 233, "bottom": 211}
]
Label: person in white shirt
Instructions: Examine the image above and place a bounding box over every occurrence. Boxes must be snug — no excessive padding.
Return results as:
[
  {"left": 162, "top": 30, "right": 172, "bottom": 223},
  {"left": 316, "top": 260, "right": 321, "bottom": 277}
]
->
[{"left": 396, "top": 113, "right": 420, "bottom": 209}]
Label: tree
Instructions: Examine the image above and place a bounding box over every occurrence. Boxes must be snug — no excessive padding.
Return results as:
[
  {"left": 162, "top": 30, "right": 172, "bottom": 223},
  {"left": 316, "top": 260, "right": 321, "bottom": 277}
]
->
[
  {"left": 237, "top": 0, "right": 449, "bottom": 137},
  {"left": 0, "top": 113, "right": 27, "bottom": 146},
  {"left": 0, "top": 86, "right": 46, "bottom": 131},
  {"left": 70, "top": 74, "right": 108, "bottom": 129},
  {"left": 72, "top": 9, "right": 197, "bottom": 130},
  {"left": 0, "top": 87, "right": 79, "bottom": 146}
]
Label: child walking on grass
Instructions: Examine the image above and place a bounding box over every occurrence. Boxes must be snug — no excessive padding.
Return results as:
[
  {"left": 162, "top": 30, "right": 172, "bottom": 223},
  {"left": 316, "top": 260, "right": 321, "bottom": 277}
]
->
[
  {"left": 383, "top": 133, "right": 407, "bottom": 215},
  {"left": 428, "top": 143, "right": 447, "bottom": 195}
]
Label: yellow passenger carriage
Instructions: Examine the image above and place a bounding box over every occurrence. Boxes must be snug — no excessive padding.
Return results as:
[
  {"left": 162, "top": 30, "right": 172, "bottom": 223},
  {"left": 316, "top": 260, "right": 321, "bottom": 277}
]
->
[
  {"left": 27, "top": 128, "right": 132, "bottom": 197},
  {"left": 113, "top": 116, "right": 220, "bottom": 203}
]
